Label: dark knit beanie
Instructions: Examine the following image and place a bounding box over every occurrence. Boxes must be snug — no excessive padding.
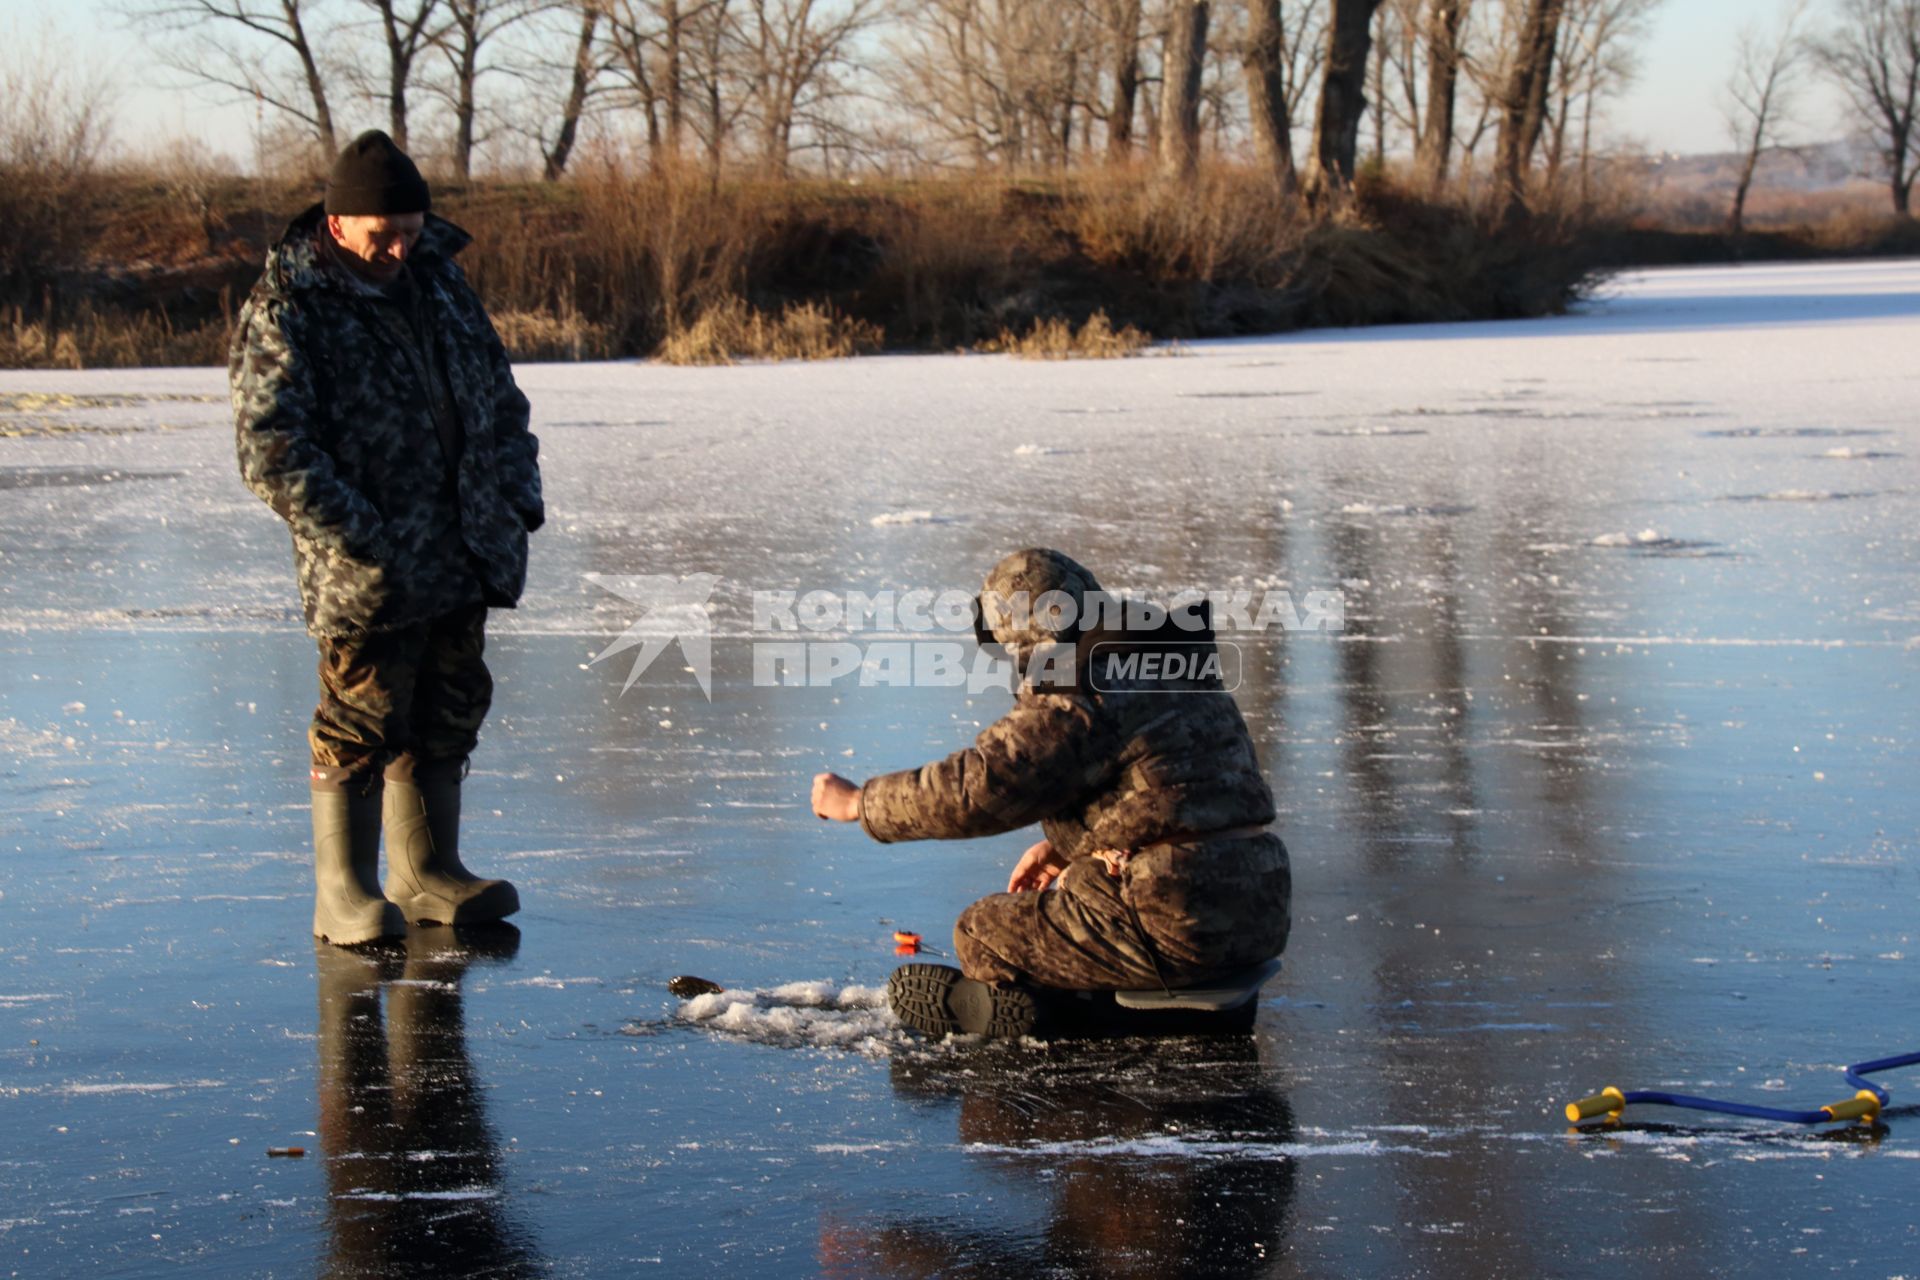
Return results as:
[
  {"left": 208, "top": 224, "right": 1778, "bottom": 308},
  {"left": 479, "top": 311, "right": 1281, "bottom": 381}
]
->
[{"left": 325, "top": 130, "right": 431, "bottom": 216}]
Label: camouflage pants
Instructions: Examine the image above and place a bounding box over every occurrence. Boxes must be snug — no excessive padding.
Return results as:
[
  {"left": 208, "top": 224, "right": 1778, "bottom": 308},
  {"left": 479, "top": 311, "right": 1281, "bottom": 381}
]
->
[
  {"left": 309, "top": 605, "right": 492, "bottom": 790},
  {"left": 954, "top": 834, "right": 1291, "bottom": 990}
]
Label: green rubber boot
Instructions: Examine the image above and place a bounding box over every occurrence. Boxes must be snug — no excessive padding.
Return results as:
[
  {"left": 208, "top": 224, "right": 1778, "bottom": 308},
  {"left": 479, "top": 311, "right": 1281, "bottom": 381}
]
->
[
  {"left": 888, "top": 963, "right": 1041, "bottom": 1039},
  {"left": 381, "top": 760, "right": 520, "bottom": 926},
  {"left": 311, "top": 785, "right": 406, "bottom": 946}
]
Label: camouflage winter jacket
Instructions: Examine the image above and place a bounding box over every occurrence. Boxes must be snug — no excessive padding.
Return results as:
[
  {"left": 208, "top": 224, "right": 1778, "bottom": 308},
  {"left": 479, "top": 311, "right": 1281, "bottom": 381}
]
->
[
  {"left": 231, "top": 205, "right": 542, "bottom": 637},
  {"left": 859, "top": 550, "right": 1277, "bottom": 859}
]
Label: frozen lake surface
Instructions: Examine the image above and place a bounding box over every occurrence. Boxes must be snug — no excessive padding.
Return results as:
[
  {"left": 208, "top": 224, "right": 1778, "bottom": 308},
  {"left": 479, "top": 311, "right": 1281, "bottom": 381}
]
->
[{"left": 2, "top": 259, "right": 1918, "bottom": 1276}]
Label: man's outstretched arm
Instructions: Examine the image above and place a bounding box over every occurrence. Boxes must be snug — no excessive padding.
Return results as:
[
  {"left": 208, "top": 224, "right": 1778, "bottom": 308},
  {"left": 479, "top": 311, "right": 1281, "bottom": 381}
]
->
[{"left": 814, "top": 691, "right": 1113, "bottom": 843}]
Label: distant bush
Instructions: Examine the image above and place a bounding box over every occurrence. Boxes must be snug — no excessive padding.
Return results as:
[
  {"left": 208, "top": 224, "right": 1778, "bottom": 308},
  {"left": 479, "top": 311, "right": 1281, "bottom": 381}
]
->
[
  {"left": 655, "top": 296, "right": 883, "bottom": 364},
  {"left": 981, "top": 310, "right": 1153, "bottom": 360},
  {"left": 488, "top": 308, "right": 617, "bottom": 362}
]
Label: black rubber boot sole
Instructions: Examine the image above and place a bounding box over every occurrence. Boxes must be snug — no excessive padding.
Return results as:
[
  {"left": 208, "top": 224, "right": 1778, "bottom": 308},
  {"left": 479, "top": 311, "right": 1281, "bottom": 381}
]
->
[{"left": 888, "top": 963, "right": 1039, "bottom": 1039}]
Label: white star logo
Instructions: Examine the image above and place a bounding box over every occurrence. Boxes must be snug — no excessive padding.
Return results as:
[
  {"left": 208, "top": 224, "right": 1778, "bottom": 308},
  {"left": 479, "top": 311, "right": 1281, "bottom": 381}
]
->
[{"left": 585, "top": 573, "right": 721, "bottom": 699}]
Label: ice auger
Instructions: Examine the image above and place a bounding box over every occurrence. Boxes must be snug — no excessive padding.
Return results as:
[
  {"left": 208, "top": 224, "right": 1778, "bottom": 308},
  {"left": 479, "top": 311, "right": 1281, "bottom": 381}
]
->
[{"left": 1565, "top": 1050, "right": 1920, "bottom": 1128}]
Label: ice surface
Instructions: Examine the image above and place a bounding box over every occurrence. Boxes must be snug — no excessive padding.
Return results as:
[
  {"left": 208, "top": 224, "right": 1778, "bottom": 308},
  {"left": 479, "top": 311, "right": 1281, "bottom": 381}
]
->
[{"left": 1, "top": 260, "right": 1918, "bottom": 1275}]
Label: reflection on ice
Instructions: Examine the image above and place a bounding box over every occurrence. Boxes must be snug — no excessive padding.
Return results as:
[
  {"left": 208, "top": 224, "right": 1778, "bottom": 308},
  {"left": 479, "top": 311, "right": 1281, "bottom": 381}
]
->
[
  {"left": 315, "top": 927, "right": 538, "bottom": 1278},
  {"left": 825, "top": 1041, "right": 1297, "bottom": 1280}
]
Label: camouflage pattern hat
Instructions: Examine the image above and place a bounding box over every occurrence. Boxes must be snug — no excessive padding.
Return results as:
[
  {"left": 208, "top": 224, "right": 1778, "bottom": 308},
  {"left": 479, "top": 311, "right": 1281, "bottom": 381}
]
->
[{"left": 975, "top": 548, "right": 1103, "bottom": 667}]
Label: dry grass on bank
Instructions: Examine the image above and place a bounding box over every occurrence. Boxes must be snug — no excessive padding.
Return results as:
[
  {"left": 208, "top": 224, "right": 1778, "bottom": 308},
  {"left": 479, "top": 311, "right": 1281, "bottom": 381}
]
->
[
  {"left": 0, "top": 161, "right": 1627, "bottom": 369},
  {"left": 981, "top": 310, "right": 1153, "bottom": 359},
  {"left": 2, "top": 304, "right": 227, "bottom": 369},
  {"left": 655, "top": 296, "right": 884, "bottom": 364}
]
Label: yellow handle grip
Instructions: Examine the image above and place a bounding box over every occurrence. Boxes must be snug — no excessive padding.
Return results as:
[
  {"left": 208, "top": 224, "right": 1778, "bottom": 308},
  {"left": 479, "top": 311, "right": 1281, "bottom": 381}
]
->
[
  {"left": 1565, "top": 1086, "right": 1626, "bottom": 1123},
  {"left": 1821, "top": 1091, "right": 1881, "bottom": 1124}
]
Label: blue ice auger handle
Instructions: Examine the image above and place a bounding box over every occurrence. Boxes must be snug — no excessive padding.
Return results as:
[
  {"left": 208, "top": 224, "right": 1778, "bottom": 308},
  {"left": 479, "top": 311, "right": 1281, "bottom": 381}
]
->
[
  {"left": 1844, "top": 1049, "right": 1920, "bottom": 1105},
  {"left": 1565, "top": 1050, "right": 1920, "bottom": 1127}
]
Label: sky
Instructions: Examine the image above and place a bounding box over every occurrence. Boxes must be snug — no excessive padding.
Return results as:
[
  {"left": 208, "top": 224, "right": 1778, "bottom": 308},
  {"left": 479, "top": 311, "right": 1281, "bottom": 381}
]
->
[{"left": 0, "top": 0, "right": 1855, "bottom": 167}]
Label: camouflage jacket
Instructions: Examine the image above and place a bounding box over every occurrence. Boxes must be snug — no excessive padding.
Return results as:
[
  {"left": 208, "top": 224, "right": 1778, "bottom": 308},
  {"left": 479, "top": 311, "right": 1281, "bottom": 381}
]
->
[
  {"left": 859, "top": 550, "right": 1276, "bottom": 857},
  {"left": 230, "top": 204, "right": 542, "bottom": 637}
]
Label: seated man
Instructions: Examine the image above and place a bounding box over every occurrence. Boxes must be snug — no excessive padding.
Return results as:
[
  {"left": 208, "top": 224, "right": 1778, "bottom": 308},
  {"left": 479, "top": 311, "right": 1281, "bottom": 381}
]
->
[{"left": 811, "top": 548, "right": 1290, "bottom": 1037}]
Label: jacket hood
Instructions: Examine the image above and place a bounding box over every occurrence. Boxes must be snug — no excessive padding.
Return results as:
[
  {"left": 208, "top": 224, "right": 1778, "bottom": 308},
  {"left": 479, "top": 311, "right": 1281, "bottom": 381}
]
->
[{"left": 259, "top": 202, "right": 473, "bottom": 302}]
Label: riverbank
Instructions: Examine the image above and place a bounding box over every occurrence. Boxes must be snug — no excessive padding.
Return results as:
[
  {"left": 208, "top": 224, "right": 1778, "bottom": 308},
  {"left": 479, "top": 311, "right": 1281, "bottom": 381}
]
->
[{"left": 3, "top": 164, "right": 1916, "bottom": 369}]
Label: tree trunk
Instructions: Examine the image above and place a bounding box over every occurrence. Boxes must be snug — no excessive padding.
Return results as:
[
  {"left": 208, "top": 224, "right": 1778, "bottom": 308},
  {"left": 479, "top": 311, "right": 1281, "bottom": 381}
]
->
[
  {"left": 453, "top": 23, "right": 478, "bottom": 180},
  {"left": 1106, "top": 0, "right": 1142, "bottom": 159},
  {"left": 286, "top": 0, "right": 338, "bottom": 154},
  {"left": 1729, "top": 150, "right": 1760, "bottom": 236},
  {"left": 1307, "top": 0, "right": 1384, "bottom": 196},
  {"left": 1244, "top": 0, "right": 1298, "bottom": 189},
  {"left": 1158, "top": 0, "right": 1210, "bottom": 177},
  {"left": 1059, "top": 50, "right": 1079, "bottom": 167},
  {"left": 544, "top": 5, "right": 600, "bottom": 181},
  {"left": 1417, "top": 0, "right": 1468, "bottom": 189},
  {"left": 389, "top": 67, "right": 411, "bottom": 150},
  {"left": 1370, "top": 26, "right": 1387, "bottom": 164},
  {"left": 1494, "top": 0, "right": 1567, "bottom": 224},
  {"left": 664, "top": 0, "right": 686, "bottom": 157},
  {"left": 706, "top": 72, "right": 723, "bottom": 172}
]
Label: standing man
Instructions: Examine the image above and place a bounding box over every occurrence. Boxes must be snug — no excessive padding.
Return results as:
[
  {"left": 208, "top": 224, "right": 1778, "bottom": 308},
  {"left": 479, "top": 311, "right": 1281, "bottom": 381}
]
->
[{"left": 232, "top": 130, "right": 543, "bottom": 945}]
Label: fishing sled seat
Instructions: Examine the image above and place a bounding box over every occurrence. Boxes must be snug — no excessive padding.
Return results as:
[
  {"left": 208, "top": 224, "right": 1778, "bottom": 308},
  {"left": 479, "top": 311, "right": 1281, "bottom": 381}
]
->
[{"left": 1052, "top": 956, "right": 1283, "bottom": 1037}]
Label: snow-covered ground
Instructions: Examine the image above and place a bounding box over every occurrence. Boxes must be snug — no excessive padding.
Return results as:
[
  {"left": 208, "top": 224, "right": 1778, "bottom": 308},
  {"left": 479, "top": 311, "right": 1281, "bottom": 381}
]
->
[{"left": 2, "top": 259, "right": 1917, "bottom": 1275}]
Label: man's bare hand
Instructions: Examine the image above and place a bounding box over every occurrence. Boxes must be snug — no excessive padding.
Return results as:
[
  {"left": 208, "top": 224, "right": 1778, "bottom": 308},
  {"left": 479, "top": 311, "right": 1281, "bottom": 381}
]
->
[
  {"left": 811, "top": 772, "right": 862, "bottom": 822},
  {"left": 1007, "top": 839, "right": 1067, "bottom": 893}
]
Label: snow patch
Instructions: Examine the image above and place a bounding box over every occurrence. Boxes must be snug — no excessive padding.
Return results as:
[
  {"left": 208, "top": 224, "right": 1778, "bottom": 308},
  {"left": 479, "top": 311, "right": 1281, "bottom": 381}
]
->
[
  {"left": 54, "top": 1079, "right": 226, "bottom": 1096},
  {"left": 340, "top": 1188, "right": 498, "bottom": 1202},
  {"left": 674, "top": 981, "right": 903, "bottom": 1053},
  {"left": 1338, "top": 502, "right": 1474, "bottom": 518},
  {"left": 965, "top": 1134, "right": 1448, "bottom": 1161},
  {"left": 868, "top": 510, "right": 957, "bottom": 527},
  {"left": 1587, "top": 529, "right": 1723, "bottom": 555},
  {"left": 1591, "top": 528, "right": 1667, "bottom": 547},
  {"left": 1726, "top": 489, "right": 1873, "bottom": 503}
]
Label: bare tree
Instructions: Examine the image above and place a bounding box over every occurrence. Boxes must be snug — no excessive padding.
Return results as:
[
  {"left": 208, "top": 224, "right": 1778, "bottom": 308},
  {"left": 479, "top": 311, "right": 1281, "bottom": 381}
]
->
[
  {"left": 1816, "top": 0, "right": 1920, "bottom": 215},
  {"left": 682, "top": 0, "right": 745, "bottom": 170},
  {"left": 1283, "top": 0, "right": 1329, "bottom": 123},
  {"left": 427, "top": 0, "right": 539, "bottom": 179},
  {"left": 1492, "top": 0, "right": 1566, "bottom": 222},
  {"left": 1542, "top": 0, "right": 1656, "bottom": 201},
  {"left": 1306, "top": 0, "right": 1383, "bottom": 195},
  {"left": 600, "top": 0, "right": 726, "bottom": 162},
  {"left": 1367, "top": 0, "right": 1419, "bottom": 164},
  {"left": 541, "top": 1, "right": 604, "bottom": 179},
  {"left": 1417, "top": 0, "right": 1470, "bottom": 186},
  {"left": 1099, "top": 0, "right": 1145, "bottom": 159},
  {"left": 603, "top": 0, "right": 669, "bottom": 154},
  {"left": 890, "top": 0, "right": 1100, "bottom": 170},
  {"left": 663, "top": 0, "right": 691, "bottom": 153},
  {"left": 1244, "top": 0, "right": 1299, "bottom": 187},
  {"left": 0, "top": 29, "right": 119, "bottom": 315},
  {"left": 358, "top": 0, "right": 445, "bottom": 150},
  {"left": 735, "top": 0, "right": 883, "bottom": 174},
  {"left": 135, "top": 0, "right": 341, "bottom": 154},
  {"left": 0, "top": 33, "right": 118, "bottom": 178},
  {"left": 1724, "top": 0, "right": 1810, "bottom": 234},
  {"left": 1159, "top": 0, "right": 1210, "bottom": 176}
]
